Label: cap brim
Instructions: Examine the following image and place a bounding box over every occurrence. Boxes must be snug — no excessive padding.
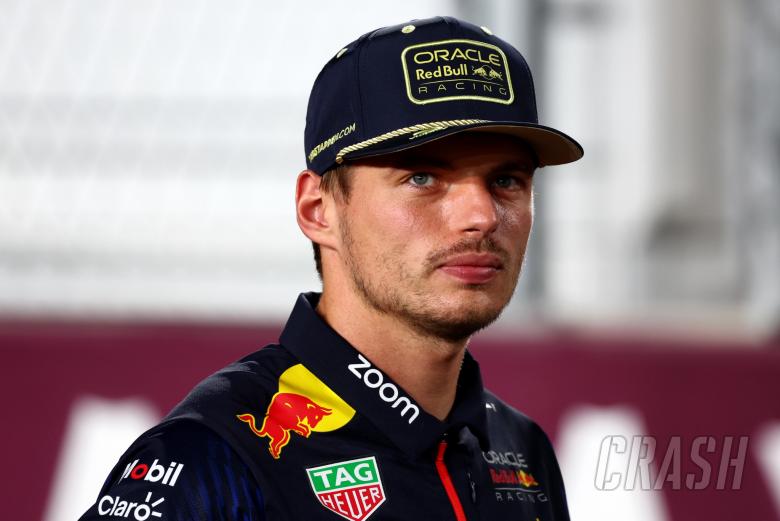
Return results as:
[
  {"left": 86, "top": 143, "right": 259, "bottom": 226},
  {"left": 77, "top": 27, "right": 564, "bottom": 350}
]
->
[{"left": 342, "top": 121, "right": 583, "bottom": 168}]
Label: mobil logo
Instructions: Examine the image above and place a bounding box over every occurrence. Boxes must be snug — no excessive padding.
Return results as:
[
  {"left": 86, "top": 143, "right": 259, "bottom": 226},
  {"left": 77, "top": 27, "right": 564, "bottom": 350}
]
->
[
  {"left": 119, "top": 458, "right": 184, "bottom": 487},
  {"left": 238, "top": 364, "right": 355, "bottom": 459}
]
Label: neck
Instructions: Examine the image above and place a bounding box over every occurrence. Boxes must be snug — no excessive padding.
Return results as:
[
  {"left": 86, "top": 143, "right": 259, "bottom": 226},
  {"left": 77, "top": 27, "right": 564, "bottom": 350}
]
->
[{"left": 317, "top": 288, "right": 467, "bottom": 421}]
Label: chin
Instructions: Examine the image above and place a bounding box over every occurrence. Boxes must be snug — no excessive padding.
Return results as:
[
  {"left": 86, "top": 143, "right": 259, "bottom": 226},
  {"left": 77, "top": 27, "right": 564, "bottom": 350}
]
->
[
  {"left": 445, "top": 287, "right": 511, "bottom": 313},
  {"left": 412, "top": 297, "right": 508, "bottom": 342},
  {"left": 415, "top": 311, "right": 501, "bottom": 343}
]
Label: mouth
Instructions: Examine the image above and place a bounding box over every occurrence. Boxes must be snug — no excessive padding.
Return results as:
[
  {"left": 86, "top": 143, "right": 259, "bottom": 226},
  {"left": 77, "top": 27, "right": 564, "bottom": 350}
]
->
[{"left": 437, "top": 253, "right": 503, "bottom": 284}]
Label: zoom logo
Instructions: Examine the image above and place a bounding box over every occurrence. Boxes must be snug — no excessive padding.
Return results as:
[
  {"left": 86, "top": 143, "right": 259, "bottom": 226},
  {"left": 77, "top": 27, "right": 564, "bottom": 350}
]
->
[{"left": 347, "top": 354, "right": 420, "bottom": 424}]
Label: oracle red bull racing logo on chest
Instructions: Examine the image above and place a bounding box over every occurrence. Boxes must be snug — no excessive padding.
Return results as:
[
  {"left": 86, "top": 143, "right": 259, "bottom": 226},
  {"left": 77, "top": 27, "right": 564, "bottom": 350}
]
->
[
  {"left": 483, "top": 449, "right": 549, "bottom": 503},
  {"left": 237, "top": 364, "right": 355, "bottom": 459},
  {"left": 401, "top": 38, "right": 514, "bottom": 105}
]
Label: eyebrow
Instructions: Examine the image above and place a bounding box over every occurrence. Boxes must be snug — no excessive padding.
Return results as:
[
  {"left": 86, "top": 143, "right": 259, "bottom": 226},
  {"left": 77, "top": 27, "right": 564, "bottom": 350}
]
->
[
  {"left": 392, "top": 157, "right": 536, "bottom": 175},
  {"left": 489, "top": 160, "right": 537, "bottom": 177},
  {"left": 392, "top": 154, "right": 452, "bottom": 171}
]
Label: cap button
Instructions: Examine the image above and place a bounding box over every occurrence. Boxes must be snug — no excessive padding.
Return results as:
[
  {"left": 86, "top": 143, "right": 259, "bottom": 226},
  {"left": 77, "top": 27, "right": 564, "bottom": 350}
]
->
[
  {"left": 480, "top": 26, "right": 493, "bottom": 35},
  {"left": 336, "top": 47, "right": 348, "bottom": 59},
  {"left": 401, "top": 24, "right": 416, "bottom": 34}
]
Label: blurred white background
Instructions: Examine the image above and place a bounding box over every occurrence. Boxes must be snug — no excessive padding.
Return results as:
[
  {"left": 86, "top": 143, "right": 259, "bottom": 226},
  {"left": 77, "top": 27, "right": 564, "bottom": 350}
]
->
[{"left": 1, "top": 0, "right": 778, "bottom": 338}]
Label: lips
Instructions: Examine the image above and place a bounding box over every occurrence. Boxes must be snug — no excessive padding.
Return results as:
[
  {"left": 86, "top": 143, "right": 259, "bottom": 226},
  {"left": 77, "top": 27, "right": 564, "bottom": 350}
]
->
[{"left": 438, "top": 253, "right": 503, "bottom": 284}]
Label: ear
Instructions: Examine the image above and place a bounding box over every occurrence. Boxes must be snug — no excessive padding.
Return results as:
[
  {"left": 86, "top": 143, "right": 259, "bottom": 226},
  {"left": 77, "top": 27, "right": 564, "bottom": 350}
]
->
[{"left": 295, "top": 169, "right": 339, "bottom": 249}]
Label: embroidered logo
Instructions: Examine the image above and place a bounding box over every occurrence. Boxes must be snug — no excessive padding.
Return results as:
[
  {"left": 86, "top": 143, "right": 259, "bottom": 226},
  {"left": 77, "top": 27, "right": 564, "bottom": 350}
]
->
[
  {"left": 401, "top": 38, "right": 514, "bottom": 105},
  {"left": 237, "top": 364, "right": 355, "bottom": 459},
  {"left": 307, "top": 456, "right": 386, "bottom": 521},
  {"left": 309, "top": 122, "right": 357, "bottom": 162},
  {"left": 483, "top": 450, "right": 549, "bottom": 503}
]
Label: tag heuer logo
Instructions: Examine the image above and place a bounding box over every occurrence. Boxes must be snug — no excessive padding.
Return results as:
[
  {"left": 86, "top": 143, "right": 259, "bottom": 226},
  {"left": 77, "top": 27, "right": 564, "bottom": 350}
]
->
[
  {"left": 306, "top": 456, "right": 386, "bottom": 521},
  {"left": 401, "top": 38, "right": 514, "bottom": 105}
]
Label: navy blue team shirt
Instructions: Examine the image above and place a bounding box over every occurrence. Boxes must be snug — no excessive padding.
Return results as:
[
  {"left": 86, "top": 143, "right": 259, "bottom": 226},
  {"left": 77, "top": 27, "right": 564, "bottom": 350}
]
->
[{"left": 80, "top": 292, "right": 569, "bottom": 520}]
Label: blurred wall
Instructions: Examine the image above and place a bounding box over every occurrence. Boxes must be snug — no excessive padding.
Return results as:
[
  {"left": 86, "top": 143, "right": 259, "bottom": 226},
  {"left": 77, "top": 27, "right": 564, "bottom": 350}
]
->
[{"left": 2, "top": 321, "right": 778, "bottom": 521}]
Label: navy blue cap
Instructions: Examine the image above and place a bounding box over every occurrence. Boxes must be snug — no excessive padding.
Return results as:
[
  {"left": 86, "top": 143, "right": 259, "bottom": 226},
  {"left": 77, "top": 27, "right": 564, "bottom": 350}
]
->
[{"left": 304, "top": 16, "right": 583, "bottom": 175}]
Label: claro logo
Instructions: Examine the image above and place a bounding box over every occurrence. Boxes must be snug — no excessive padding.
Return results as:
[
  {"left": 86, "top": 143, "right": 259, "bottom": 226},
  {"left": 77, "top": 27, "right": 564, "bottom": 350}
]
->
[
  {"left": 347, "top": 354, "right": 420, "bottom": 424},
  {"left": 98, "top": 491, "right": 165, "bottom": 520}
]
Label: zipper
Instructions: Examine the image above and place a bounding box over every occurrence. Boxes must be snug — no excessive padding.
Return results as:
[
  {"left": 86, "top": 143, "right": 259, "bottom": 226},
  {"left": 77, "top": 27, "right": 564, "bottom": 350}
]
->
[{"left": 435, "top": 439, "right": 467, "bottom": 521}]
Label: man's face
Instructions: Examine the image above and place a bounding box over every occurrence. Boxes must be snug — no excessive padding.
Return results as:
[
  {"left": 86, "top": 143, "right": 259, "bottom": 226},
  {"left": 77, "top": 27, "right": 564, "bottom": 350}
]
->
[{"left": 332, "top": 132, "right": 536, "bottom": 342}]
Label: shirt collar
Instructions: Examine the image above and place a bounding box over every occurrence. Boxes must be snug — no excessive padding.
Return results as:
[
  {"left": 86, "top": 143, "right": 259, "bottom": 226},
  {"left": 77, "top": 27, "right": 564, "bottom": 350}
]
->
[{"left": 279, "top": 292, "right": 490, "bottom": 458}]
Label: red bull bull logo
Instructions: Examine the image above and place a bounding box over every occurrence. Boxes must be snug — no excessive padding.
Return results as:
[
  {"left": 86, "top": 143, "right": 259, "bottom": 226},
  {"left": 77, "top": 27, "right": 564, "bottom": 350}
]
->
[
  {"left": 487, "top": 463, "right": 548, "bottom": 503},
  {"left": 238, "top": 393, "right": 332, "bottom": 459},
  {"left": 238, "top": 364, "right": 355, "bottom": 459},
  {"left": 517, "top": 469, "right": 539, "bottom": 488}
]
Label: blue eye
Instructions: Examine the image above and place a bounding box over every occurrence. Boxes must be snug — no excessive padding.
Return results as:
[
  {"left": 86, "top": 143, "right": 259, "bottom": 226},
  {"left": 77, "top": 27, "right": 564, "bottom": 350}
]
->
[
  {"left": 409, "top": 173, "right": 433, "bottom": 186},
  {"left": 494, "top": 175, "right": 525, "bottom": 189},
  {"left": 494, "top": 176, "right": 514, "bottom": 188}
]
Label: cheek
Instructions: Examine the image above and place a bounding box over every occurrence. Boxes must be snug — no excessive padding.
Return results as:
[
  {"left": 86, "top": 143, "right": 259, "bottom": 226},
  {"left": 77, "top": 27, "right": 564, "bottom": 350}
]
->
[
  {"left": 344, "top": 196, "right": 414, "bottom": 251},
  {"left": 368, "top": 196, "right": 436, "bottom": 239},
  {"left": 498, "top": 200, "right": 534, "bottom": 240},
  {"left": 355, "top": 196, "right": 441, "bottom": 266},
  {"left": 382, "top": 203, "right": 421, "bottom": 231}
]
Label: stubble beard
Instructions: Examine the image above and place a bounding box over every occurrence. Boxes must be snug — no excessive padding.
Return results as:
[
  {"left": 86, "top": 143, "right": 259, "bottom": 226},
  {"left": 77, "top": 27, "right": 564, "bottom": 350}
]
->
[{"left": 340, "top": 218, "right": 522, "bottom": 343}]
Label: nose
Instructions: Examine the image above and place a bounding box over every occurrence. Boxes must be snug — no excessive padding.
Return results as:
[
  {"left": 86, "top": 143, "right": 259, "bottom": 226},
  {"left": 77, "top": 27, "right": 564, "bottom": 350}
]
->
[{"left": 446, "top": 179, "right": 499, "bottom": 236}]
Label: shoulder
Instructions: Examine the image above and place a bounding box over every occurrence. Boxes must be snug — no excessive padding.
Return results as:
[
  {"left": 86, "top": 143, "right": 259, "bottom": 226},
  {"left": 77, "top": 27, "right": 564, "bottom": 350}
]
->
[
  {"left": 79, "top": 420, "right": 264, "bottom": 520},
  {"left": 164, "top": 344, "right": 293, "bottom": 423},
  {"left": 482, "top": 389, "right": 560, "bottom": 460},
  {"left": 79, "top": 345, "right": 297, "bottom": 520},
  {"left": 482, "top": 390, "right": 570, "bottom": 519},
  {"left": 483, "top": 390, "right": 544, "bottom": 434},
  {"left": 175, "top": 344, "right": 292, "bottom": 404},
  {"left": 483, "top": 389, "right": 570, "bottom": 518}
]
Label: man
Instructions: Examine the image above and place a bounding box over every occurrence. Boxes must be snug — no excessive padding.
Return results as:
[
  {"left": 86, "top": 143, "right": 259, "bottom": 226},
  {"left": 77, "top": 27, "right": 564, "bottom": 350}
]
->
[{"left": 80, "top": 16, "right": 582, "bottom": 521}]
